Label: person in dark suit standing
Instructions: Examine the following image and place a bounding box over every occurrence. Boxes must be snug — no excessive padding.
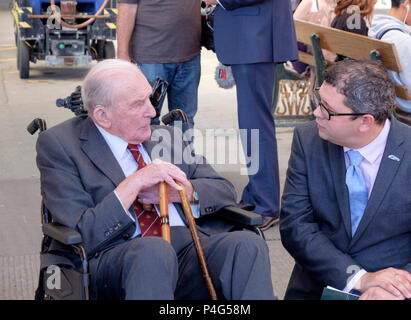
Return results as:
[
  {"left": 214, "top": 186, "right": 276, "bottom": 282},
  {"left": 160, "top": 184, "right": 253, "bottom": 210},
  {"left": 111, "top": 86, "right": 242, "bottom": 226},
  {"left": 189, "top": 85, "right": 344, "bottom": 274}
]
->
[
  {"left": 36, "top": 59, "right": 275, "bottom": 300},
  {"left": 204, "top": 0, "right": 298, "bottom": 230},
  {"left": 280, "top": 59, "right": 411, "bottom": 300}
]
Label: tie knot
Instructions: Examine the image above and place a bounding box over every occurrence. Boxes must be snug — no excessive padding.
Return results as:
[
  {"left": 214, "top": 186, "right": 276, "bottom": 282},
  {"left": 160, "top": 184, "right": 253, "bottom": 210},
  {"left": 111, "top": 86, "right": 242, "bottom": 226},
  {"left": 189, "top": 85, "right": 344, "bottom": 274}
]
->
[
  {"left": 347, "top": 150, "right": 363, "bottom": 166},
  {"left": 127, "top": 144, "right": 140, "bottom": 152}
]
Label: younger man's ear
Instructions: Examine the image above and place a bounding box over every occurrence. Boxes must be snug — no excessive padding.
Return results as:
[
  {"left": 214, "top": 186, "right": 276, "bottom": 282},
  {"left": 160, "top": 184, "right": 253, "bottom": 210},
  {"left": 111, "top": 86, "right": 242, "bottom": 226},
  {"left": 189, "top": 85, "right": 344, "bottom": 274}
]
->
[{"left": 358, "top": 114, "right": 375, "bottom": 133}]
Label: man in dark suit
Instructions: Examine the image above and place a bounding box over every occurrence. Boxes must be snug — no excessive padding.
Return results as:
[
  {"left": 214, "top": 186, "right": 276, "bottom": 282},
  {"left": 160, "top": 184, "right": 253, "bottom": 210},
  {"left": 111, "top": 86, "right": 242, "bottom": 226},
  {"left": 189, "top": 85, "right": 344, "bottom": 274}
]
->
[
  {"left": 36, "top": 59, "right": 275, "bottom": 300},
  {"left": 280, "top": 60, "right": 411, "bottom": 300},
  {"left": 204, "top": 0, "right": 298, "bottom": 229}
]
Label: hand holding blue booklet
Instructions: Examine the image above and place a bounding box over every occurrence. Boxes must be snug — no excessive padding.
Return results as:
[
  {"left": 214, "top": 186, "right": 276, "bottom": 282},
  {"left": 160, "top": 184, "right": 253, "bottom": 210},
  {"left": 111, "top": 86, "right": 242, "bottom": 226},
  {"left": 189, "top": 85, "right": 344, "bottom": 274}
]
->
[{"left": 321, "top": 286, "right": 360, "bottom": 300}]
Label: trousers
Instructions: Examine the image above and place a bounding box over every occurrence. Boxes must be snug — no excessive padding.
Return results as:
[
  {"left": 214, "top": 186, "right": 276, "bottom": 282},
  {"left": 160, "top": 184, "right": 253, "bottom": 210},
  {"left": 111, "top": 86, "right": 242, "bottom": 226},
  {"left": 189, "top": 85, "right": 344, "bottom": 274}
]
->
[
  {"left": 92, "top": 227, "right": 275, "bottom": 300},
  {"left": 231, "top": 62, "right": 280, "bottom": 217}
]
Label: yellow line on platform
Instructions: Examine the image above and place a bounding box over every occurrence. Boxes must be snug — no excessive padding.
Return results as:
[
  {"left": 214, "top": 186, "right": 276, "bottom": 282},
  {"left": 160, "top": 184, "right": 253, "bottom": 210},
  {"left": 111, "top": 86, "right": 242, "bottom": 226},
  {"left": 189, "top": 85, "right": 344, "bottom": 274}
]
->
[
  {"left": 0, "top": 58, "right": 17, "bottom": 62},
  {"left": 27, "top": 80, "right": 54, "bottom": 83},
  {"left": 0, "top": 46, "right": 17, "bottom": 51}
]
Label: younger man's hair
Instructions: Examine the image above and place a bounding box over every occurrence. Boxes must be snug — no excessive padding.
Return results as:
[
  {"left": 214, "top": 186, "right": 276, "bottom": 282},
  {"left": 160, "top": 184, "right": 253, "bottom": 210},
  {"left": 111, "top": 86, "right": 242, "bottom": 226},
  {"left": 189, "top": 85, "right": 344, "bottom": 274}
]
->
[{"left": 323, "top": 59, "right": 396, "bottom": 124}]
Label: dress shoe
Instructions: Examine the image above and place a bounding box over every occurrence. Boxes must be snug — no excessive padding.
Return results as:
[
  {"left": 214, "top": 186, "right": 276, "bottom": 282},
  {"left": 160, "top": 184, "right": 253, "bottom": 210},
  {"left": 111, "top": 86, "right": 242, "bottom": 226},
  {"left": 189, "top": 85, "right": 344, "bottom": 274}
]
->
[
  {"left": 237, "top": 201, "right": 255, "bottom": 211},
  {"left": 258, "top": 215, "right": 279, "bottom": 231}
]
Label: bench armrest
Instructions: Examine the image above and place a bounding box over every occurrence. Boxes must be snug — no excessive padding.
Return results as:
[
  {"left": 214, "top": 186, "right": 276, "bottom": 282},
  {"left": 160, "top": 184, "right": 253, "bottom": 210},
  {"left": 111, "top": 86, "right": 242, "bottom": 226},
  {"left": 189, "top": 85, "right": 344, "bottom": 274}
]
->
[
  {"left": 217, "top": 206, "right": 262, "bottom": 226},
  {"left": 42, "top": 222, "right": 83, "bottom": 246}
]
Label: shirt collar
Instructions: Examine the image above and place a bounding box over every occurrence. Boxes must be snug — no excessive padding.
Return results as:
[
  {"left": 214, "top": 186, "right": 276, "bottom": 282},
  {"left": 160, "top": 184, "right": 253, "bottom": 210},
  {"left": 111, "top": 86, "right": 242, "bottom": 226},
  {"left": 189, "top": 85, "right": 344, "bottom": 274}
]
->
[
  {"left": 344, "top": 119, "right": 391, "bottom": 164},
  {"left": 94, "top": 122, "right": 130, "bottom": 162}
]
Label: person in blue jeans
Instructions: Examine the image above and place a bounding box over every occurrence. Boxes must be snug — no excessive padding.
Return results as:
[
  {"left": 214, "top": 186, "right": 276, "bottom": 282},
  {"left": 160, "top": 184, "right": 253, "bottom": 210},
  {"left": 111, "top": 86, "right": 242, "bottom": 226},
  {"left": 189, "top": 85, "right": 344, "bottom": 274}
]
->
[
  {"left": 138, "top": 56, "right": 200, "bottom": 129},
  {"left": 116, "top": 0, "right": 201, "bottom": 130}
]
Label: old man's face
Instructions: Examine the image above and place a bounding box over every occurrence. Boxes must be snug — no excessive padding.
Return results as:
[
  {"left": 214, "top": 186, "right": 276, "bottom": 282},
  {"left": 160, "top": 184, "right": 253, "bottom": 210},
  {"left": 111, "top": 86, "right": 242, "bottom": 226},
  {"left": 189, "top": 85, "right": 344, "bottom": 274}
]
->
[{"left": 107, "top": 72, "right": 156, "bottom": 144}]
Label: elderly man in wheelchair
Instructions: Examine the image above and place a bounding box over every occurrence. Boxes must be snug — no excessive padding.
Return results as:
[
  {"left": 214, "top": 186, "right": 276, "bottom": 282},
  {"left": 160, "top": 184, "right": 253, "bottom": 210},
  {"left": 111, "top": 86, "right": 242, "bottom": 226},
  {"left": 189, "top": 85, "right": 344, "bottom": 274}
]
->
[{"left": 34, "top": 59, "right": 275, "bottom": 300}]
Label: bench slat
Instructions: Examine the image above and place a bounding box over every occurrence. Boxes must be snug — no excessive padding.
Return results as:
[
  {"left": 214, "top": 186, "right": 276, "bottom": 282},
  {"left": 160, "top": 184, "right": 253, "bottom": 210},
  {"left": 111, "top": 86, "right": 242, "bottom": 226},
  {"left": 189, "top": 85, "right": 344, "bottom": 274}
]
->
[
  {"left": 396, "top": 85, "right": 411, "bottom": 101},
  {"left": 294, "top": 19, "right": 411, "bottom": 101},
  {"left": 297, "top": 53, "right": 411, "bottom": 100},
  {"left": 294, "top": 19, "right": 403, "bottom": 73},
  {"left": 298, "top": 51, "right": 315, "bottom": 66}
]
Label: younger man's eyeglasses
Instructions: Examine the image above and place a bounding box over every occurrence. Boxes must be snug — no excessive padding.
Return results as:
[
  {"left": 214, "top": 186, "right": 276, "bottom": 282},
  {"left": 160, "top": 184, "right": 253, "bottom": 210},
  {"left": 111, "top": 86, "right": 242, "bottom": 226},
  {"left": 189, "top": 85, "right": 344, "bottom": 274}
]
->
[{"left": 313, "top": 88, "right": 368, "bottom": 120}]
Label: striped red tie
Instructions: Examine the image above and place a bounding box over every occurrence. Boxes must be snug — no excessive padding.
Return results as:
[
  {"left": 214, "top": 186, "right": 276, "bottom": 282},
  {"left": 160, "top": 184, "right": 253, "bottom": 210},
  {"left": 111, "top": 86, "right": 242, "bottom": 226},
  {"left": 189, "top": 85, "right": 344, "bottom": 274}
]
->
[{"left": 127, "top": 144, "right": 162, "bottom": 237}]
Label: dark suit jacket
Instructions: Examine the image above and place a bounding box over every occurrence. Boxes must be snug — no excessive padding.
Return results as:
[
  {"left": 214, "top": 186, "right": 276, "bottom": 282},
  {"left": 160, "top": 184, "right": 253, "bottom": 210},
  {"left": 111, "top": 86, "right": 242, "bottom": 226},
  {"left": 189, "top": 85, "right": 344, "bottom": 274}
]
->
[
  {"left": 280, "top": 118, "right": 411, "bottom": 299},
  {"left": 213, "top": 0, "right": 298, "bottom": 65},
  {"left": 36, "top": 115, "right": 237, "bottom": 269}
]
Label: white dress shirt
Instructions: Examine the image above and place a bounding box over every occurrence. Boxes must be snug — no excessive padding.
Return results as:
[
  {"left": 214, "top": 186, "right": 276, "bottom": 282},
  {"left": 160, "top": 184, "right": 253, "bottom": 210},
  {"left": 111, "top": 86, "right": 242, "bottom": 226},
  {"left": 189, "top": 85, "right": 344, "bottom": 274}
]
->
[{"left": 95, "top": 123, "right": 199, "bottom": 238}]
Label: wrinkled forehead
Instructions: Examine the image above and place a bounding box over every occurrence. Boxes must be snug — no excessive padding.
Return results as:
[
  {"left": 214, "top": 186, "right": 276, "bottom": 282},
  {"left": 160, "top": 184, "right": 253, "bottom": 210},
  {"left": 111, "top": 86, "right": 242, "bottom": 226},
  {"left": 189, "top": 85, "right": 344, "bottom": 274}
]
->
[{"left": 113, "top": 69, "right": 152, "bottom": 101}]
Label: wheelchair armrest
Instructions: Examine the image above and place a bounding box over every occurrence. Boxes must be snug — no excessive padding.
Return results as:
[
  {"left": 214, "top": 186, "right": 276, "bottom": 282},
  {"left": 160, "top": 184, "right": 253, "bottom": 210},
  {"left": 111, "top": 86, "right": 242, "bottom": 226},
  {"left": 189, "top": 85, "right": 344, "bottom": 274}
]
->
[
  {"left": 42, "top": 222, "right": 83, "bottom": 246},
  {"left": 217, "top": 206, "right": 262, "bottom": 226}
]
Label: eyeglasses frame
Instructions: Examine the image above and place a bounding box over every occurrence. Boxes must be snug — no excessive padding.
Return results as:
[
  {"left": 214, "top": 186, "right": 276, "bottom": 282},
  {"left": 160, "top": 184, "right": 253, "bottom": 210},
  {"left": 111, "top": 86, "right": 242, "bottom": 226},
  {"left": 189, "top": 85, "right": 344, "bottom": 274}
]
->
[{"left": 313, "top": 87, "right": 368, "bottom": 120}]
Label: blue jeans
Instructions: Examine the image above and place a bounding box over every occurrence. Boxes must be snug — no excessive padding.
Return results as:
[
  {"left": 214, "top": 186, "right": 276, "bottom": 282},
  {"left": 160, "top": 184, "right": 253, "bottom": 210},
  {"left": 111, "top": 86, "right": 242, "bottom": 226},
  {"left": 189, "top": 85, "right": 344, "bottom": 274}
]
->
[{"left": 138, "top": 54, "right": 201, "bottom": 129}]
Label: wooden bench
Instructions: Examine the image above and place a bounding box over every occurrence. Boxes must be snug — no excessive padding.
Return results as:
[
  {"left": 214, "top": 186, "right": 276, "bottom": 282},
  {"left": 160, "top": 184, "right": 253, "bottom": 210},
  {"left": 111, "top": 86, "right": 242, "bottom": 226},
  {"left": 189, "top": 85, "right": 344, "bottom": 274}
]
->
[{"left": 273, "top": 19, "right": 411, "bottom": 126}]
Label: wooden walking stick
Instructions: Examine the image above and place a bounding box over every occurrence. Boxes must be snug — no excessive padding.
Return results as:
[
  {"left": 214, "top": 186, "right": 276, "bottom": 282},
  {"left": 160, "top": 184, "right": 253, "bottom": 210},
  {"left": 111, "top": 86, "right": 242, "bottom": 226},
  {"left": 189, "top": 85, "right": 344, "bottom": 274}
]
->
[
  {"left": 175, "top": 181, "right": 218, "bottom": 300},
  {"left": 158, "top": 182, "right": 171, "bottom": 244},
  {"left": 158, "top": 181, "right": 217, "bottom": 300}
]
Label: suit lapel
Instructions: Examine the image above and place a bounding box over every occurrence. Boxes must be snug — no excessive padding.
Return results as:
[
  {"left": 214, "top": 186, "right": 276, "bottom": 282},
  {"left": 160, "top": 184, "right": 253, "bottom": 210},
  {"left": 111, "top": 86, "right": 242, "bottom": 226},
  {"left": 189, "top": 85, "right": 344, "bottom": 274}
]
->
[
  {"left": 350, "top": 119, "right": 405, "bottom": 247},
  {"left": 328, "top": 142, "right": 352, "bottom": 239},
  {"left": 80, "top": 117, "right": 125, "bottom": 187}
]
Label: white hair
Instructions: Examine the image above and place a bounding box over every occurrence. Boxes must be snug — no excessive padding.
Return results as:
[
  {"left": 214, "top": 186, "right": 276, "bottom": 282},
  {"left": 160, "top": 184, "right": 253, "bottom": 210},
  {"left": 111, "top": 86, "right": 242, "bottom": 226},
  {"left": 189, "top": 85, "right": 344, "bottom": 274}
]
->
[{"left": 81, "top": 59, "right": 145, "bottom": 114}]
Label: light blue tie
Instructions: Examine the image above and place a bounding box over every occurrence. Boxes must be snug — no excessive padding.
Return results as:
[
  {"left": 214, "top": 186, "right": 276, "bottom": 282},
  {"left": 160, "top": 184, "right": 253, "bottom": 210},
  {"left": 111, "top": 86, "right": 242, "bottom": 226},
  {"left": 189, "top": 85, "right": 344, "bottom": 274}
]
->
[{"left": 345, "top": 150, "right": 368, "bottom": 236}]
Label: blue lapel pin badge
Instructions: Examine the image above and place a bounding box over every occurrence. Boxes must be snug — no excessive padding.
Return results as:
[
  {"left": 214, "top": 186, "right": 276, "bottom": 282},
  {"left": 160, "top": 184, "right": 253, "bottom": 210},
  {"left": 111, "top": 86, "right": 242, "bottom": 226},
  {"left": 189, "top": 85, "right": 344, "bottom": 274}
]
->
[{"left": 388, "top": 154, "right": 400, "bottom": 162}]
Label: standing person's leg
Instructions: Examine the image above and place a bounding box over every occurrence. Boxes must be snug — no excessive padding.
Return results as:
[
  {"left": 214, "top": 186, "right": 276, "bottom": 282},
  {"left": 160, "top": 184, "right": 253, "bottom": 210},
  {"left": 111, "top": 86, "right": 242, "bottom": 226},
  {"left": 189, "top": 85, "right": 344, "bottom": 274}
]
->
[
  {"left": 167, "top": 54, "right": 201, "bottom": 129},
  {"left": 231, "top": 63, "right": 280, "bottom": 229}
]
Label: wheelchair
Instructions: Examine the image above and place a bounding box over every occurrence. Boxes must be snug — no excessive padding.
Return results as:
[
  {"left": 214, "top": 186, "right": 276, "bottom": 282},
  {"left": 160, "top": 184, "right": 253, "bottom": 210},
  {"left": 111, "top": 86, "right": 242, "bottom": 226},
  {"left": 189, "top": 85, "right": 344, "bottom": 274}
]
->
[{"left": 29, "top": 87, "right": 266, "bottom": 300}]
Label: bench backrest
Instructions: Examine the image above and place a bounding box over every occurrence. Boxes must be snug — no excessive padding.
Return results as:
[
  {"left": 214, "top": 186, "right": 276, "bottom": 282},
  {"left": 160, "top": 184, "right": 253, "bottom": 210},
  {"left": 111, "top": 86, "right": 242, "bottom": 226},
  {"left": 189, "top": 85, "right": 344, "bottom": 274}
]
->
[{"left": 294, "top": 19, "right": 411, "bottom": 101}]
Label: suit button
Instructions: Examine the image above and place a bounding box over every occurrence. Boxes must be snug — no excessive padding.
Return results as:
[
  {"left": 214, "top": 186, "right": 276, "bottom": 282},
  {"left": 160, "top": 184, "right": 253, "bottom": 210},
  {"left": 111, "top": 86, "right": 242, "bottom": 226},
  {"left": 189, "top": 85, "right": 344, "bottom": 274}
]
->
[
  {"left": 123, "top": 233, "right": 130, "bottom": 240},
  {"left": 94, "top": 252, "right": 100, "bottom": 259},
  {"left": 205, "top": 207, "right": 215, "bottom": 213}
]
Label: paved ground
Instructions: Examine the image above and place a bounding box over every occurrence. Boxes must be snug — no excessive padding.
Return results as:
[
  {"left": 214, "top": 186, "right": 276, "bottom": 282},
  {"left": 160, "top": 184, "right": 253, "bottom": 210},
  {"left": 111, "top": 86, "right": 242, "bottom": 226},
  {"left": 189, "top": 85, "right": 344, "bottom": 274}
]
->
[{"left": 0, "top": 9, "right": 297, "bottom": 300}]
